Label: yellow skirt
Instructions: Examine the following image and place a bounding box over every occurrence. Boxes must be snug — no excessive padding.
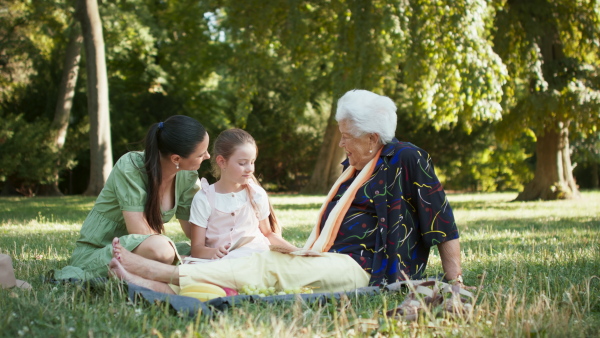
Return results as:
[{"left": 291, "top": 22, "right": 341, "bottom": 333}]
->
[{"left": 174, "top": 251, "right": 370, "bottom": 294}]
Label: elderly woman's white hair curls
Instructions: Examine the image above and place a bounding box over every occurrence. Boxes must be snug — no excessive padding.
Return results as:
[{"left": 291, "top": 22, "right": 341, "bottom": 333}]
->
[{"left": 335, "top": 89, "right": 397, "bottom": 144}]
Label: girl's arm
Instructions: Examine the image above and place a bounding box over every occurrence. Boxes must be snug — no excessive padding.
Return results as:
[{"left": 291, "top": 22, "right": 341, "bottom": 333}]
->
[
  {"left": 178, "top": 220, "right": 193, "bottom": 239},
  {"left": 123, "top": 211, "right": 156, "bottom": 235},
  {"left": 258, "top": 219, "right": 300, "bottom": 251},
  {"left": 190, "top": 224, "right": 230, "bottom": 259}
]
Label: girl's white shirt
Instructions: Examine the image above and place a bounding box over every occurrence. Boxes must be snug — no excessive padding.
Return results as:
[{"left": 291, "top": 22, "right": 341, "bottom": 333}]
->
[{"left": 189, "top": 178, "right": 270, "bottom": 228}]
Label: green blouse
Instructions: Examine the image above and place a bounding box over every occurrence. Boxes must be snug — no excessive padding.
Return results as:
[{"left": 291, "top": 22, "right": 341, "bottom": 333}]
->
[{"left": 54, "top": 152, "right": 201, "bottom": 280}]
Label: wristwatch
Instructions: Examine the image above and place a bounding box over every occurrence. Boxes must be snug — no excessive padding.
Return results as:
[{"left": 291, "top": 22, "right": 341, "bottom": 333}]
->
[{"left": 447, "top": 274, "right": 463, "bottom": 285}]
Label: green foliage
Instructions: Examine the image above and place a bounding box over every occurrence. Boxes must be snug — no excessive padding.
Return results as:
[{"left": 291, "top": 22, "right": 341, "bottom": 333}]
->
[
  {"left": 0, "top": 0, "right": 72, "bottom": 100},
  {"left": 0, "top": 114, "right": 81, "bottom": 194},
  {"left": 440, "top": 141, "right": 534, "bottom": 192},
  {"left": 0, "top": 0, "right": 89, "bottom": 195},
  {"left": 401, "top": 0, "right": 507, "bottom": 131},
  {"left": 397, "top": 114, "right": 534, "bottom": 192},
  {"left": 3, "top": 0, "right": 599, "bottom": 194},
  {"left": 493, "top": 0, "right": 600, "bottom": 139}
]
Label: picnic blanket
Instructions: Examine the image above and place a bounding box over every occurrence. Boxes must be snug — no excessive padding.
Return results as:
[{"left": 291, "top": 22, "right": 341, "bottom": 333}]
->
[
  {"left": 127, "top": 282, "right": 382, "bottom": 317},
  {"left": 126, "top": 278, "right": 449, "bottom": 317}
]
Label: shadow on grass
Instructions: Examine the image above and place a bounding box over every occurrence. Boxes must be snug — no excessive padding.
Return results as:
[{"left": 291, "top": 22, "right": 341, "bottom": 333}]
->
[
  {"left": 461, "top": 217, "right": 600, "bottom": 232},
  {"left": 0, "top": 196, "right": 95, "bottom": 225},
  {"left": 455, "top": 217, "right": 600, "bottom": 292},
  {"left": 450, "top": 200, "right": 523, "bottom": 211},
  {"left": 0, "top": 230, "right": 78, "bottom": 255}
]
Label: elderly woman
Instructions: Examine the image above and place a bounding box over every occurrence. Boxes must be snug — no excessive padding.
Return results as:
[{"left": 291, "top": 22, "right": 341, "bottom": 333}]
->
[{"left": 108, "top": 90, "right": 465, "bottom": 294}]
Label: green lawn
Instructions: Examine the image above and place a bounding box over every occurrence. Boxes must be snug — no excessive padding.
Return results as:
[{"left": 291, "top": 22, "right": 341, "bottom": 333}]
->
[{"left": 1, "top": 192, "right": 599, "bottom": 337}]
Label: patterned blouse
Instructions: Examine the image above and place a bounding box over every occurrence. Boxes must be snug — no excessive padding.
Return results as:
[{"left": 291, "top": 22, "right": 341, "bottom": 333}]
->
[{"left": 320, "top": 138, "right": 459, "bottom": 286}]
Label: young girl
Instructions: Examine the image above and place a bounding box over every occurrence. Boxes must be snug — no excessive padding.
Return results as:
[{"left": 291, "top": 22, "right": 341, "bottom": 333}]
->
[{"left": 188, "top": 128, "right": 298, "bottom": 260}]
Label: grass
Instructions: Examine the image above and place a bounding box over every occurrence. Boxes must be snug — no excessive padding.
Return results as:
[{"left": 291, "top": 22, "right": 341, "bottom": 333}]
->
[{"left": 1, "top": 191, "right": 599, "bottom": 337}]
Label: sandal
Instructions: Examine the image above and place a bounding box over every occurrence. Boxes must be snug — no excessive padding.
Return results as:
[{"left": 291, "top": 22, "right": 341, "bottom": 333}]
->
[
  {"left": 386, "top": 280, "right": 474, "bottom": 321},
  {"left": 441, "top": 283, "right": 474, "bottom": 315}
]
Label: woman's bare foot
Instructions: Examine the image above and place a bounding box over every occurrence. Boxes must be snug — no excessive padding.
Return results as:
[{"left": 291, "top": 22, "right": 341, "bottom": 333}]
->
[
  {"left": 110, "top": 237, "right": 180, "bottom": 286},
  {"left": 112, "top": 237, "right": 138, "bottom": 272},
  {"left": 108, "top": 257, "right": 176, "bottom": 294},
  {"left": 108, "top": 257, "right": 130, "bottom": 282}
]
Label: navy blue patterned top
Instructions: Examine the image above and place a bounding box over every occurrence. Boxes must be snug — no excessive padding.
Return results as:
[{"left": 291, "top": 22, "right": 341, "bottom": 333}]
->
[{"left": 320, "top": 138, "right": 459, "bottom": 286}]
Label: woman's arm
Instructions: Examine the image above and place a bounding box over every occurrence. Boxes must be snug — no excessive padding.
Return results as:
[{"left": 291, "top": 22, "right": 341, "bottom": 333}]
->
[
  {"left": 258, "top": 219, "right": 300, "bottom": 251},
  {"left": 123, "top": 211, "right": 156, "bottom": 235},
  {"left": 437, "top": 238, "right": 462, "bottom": 281},
  {"left": 190, "top": 224, "right": 229, "bottom": 259}
]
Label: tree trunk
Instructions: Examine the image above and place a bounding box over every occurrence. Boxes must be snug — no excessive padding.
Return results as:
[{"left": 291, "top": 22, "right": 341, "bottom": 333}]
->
[
  {"left": 77, "top": 0, "right": 113, "bottom": 196},
  {"left": 516, "top": 122, "right": 580, "bottom": 200},
  {"left": 39, "top": 23, "right": 83, "bottom": 196},
  {"left": 508, "top": 0, "right": 580, "bottom": 201},
  {"left": 301, "top": 104, "right": 345, "bottom": 194}
]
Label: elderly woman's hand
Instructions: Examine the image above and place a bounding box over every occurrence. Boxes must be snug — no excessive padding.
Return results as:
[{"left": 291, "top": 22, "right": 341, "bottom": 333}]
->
[{"left": 447, "top": 275, "right": 478, "bottom": 290}]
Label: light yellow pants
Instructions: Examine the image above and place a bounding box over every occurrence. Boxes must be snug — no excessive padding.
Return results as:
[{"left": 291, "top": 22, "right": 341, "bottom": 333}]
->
[{"left": 175, "top": 251, "right": 370, "bottom": 294}]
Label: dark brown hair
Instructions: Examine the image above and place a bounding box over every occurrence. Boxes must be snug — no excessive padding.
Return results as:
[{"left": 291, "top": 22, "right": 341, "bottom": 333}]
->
[
  {"left": 212, "top": 128, "right": 280, "bottom": 233},
  {"left": 143, "top": 115, "right": 207, "bottom": 234}
]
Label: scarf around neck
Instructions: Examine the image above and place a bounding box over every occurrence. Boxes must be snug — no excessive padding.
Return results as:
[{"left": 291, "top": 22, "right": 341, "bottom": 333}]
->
[{"left": 303, "top": 147, "right": 383, "bottom": 252}]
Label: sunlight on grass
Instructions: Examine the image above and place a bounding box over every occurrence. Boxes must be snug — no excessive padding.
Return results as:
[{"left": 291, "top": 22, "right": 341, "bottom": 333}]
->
[{"left": 1, "top": 192, "right": 599, "bottom": 336}]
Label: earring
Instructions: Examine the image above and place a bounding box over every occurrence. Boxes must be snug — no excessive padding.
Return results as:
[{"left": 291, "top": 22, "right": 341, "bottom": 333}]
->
[
  {"left": 175, "top": 163, "right": 179, "bottom": 170},
  {"left": 369, "top": 149, "right": 372, "bottom": 153}
]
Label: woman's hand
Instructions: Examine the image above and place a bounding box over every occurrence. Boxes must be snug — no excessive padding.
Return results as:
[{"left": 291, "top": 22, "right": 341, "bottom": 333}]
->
[{"left": 437, "top": 239, "right": 462, "bottom": 281}]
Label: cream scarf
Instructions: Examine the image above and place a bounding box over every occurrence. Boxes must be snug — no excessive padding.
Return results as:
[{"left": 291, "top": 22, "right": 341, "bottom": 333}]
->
[{"left": 303, "top": 147, "right": 383, "bottom": 252}]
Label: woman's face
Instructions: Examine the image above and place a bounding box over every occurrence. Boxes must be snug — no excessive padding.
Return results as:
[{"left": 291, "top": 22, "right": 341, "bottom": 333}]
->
[
  {"left": 338, "top": 120, "right": 374, "bottom": 170},
  {"left": 179, "top": 133, "right": 211, "bottom": 171}
]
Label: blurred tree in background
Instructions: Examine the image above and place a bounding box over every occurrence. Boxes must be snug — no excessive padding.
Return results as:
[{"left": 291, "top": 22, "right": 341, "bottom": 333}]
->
[
  {"left": 0, "top": 0, "right": 598, "bottom": 197},
  {"left": 493, "top": 0, "right": 600, "bottom": 200}
]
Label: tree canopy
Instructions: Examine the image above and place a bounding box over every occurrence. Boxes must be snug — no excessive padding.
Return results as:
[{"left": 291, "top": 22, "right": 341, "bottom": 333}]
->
[{"left": 1, "top": 0, "right": 598, "bottom": 197}]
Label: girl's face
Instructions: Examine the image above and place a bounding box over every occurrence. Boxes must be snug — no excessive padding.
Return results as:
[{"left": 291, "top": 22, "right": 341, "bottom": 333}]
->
[
  {"left": 178, "top": 133, "right": 210, "bottom": 171},
  {"left": 219, "top": 143, "right": 257, "bottom": 186}
]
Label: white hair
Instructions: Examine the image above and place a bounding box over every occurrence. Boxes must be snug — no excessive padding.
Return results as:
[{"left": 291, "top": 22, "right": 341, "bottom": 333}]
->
[{"left": 335, "top": 89, "right": 397, "bottom": 144}]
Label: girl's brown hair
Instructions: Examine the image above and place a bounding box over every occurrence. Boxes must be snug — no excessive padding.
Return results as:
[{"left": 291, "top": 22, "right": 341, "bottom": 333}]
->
[{"left": 212, "top": 128, "right": 280, "bottom": 234}]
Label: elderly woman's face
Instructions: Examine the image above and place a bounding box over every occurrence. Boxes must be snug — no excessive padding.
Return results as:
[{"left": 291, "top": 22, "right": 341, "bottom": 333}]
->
[{"left": 338, "top": 120, "right": 374, "bottom": 170}]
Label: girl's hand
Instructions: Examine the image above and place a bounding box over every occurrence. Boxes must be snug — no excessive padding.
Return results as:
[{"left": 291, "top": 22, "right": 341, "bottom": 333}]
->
[{"left": 212, "top": 243, "right": 231, "bottom": 259}]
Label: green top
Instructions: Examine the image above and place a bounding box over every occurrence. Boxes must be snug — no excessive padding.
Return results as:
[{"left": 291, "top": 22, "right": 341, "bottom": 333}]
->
[{"left": 54, "top": 152, "right": 200, "bottom": 280}]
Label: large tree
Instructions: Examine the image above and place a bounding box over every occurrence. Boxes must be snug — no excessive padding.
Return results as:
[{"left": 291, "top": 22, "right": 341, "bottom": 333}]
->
[
  {"left": 493, "top": 0, "right": 600, "bottom": 200},
  {"left": 43, "top": 22, "right": 83, "bottom": 196},
  {"left": 77, "top": 0, "right": 113, "bottom": 196}
]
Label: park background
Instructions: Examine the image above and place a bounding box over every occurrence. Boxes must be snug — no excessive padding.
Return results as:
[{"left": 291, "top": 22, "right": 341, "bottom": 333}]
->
[
  {"left": 1, "top": 0, "right": 599, "bottom": 199},
  {"left": 1, "top": 1, "right": 600, "bottom": 337}
]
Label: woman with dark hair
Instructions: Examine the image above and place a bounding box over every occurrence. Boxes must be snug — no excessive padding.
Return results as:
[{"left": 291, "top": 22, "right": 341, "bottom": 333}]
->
[{"left": 53, "top": 115, "right": 210, "bottom": 280}]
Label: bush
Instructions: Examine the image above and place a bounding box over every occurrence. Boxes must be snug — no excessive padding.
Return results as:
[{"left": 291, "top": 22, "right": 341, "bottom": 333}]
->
[{"left": 0, "top": 114, "right": 79, "bottom": 196}]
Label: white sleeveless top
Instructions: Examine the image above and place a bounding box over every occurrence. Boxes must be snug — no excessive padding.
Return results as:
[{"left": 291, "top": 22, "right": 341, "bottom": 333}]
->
[{"left": 189, "top": 178, "right": 271, "bottom": 259}]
